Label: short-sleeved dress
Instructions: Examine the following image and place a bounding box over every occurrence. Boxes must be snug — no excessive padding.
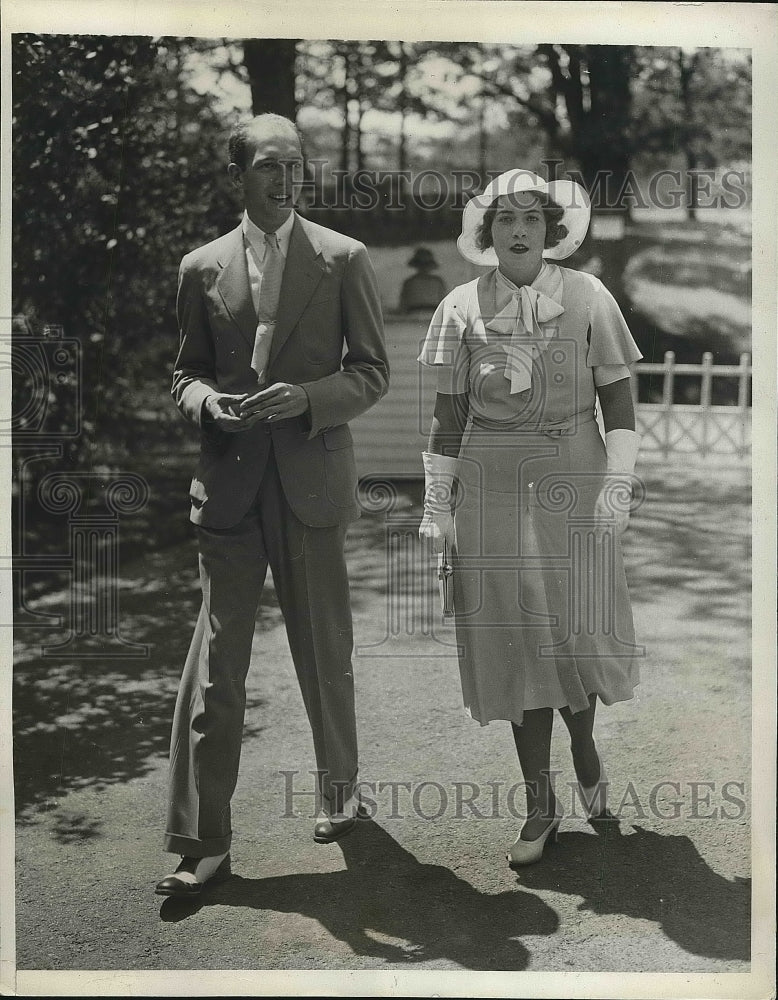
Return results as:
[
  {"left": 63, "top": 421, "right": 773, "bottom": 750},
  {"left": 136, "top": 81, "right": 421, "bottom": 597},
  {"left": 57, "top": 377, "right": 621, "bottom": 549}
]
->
[{"left": 419, "top": 263, "right": 643, "bottom": 725}]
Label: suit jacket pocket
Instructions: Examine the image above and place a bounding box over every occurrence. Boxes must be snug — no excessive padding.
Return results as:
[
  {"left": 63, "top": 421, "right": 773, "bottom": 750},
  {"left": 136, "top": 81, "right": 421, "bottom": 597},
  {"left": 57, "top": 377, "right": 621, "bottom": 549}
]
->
[
  {"left": 323, "top": 425, "right": 353, "bottom": 450},
  {"left": 190, "top": 436, "right": 230, "bottom": 504},
  {"left": 323, "top": 425, "right": 357, "bottom": 506}
]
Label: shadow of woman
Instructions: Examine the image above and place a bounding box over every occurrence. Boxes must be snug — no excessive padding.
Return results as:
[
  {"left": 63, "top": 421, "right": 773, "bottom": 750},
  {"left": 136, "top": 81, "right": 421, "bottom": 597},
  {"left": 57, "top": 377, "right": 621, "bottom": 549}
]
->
[
  {"left": 513, "top": 820, "right": 750, "bottom": 963},
  {"left": 160, "top": 818, "right": 559, "bottom": 969}
]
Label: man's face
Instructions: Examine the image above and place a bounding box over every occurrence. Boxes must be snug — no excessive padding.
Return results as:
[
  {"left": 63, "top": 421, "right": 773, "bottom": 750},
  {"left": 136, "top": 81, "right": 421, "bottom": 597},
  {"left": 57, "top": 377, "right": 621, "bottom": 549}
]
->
[{"left": 228, "top": 122, "right": 304, "bottom": 232}]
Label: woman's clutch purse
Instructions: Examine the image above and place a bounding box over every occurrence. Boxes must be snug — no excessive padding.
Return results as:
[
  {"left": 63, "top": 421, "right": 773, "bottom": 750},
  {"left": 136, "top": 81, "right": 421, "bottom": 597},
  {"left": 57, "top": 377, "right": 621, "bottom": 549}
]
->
[{"left": 438, "top": 540, "right": 455, "bottom": 619}]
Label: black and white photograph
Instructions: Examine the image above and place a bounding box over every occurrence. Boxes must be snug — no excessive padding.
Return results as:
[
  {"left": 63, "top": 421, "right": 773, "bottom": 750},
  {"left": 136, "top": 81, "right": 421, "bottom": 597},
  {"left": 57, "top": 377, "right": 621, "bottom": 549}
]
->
[{"left": 1, "top": 1, "right": 775, "bottom": 996}]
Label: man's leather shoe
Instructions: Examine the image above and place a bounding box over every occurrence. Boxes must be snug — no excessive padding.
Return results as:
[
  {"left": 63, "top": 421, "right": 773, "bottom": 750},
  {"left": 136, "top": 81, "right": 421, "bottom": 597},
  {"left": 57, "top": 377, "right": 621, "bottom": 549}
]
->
[
  {"left": 155, "top": 852, "right": 230, "bottom": 897},
  {"left": 313, "top": 795, "right": 364, "bottom": 843},
  {"left": 313, "top": 813, "right": 358, "bottom": 844}
]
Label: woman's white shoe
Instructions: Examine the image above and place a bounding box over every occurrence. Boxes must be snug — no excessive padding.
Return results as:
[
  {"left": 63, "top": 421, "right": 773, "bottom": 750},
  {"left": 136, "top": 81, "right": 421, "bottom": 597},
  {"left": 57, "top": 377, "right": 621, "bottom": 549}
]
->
[{"left": 506, "top": 806, "right": 563, "bottom": 867}]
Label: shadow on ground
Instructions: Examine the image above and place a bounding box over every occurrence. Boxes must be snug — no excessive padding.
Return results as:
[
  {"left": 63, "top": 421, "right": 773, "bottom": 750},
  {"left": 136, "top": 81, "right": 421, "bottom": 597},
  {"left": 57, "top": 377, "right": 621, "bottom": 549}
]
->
[
  {"left": 157, "top": 815, "right": 749, "bottom": 968},
  {"left": 159, "top": 817, "right": 558, "bottom": 970},
  {"left": 515, "top": 820, "right": 751, "bottom": 963},
  {"left": 12, "top": 539, "right": 268, "bottom": 823},
  {"left": 627, "top": 470, "right": 750, "bottom": 637},
  {"left": 12, "top": 504, "right": 394, "bottom": 824}
]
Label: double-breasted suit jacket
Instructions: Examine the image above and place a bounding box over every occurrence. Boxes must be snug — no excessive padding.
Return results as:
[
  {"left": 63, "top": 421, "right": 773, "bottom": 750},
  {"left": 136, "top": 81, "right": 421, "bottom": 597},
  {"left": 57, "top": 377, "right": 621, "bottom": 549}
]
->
[{"left": 172, "top": 213, "right": 389, "bottom": 526}]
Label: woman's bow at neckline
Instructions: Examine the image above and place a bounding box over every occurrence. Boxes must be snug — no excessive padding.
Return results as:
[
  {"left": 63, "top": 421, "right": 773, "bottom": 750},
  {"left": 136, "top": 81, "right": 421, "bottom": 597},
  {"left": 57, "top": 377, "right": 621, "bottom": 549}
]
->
[{"left": 484, "top": 285, "right": 565, "bottom": 394}]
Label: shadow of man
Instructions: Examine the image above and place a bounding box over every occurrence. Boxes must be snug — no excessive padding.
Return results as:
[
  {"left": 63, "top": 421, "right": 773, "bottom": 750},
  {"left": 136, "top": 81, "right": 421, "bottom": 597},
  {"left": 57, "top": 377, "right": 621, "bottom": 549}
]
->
[
  {"left": 160, "top": 818, "right": 559, "bottom": 969},
  {"left": 513, "top": 820, "right": 750, "bottom": 963}
]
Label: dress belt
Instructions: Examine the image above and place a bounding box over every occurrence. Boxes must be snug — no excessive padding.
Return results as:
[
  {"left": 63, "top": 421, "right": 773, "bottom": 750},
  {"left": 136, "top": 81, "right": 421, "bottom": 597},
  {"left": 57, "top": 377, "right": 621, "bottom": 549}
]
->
[{"left": 468, "top": 409, "right": 596, "bottom": 437}]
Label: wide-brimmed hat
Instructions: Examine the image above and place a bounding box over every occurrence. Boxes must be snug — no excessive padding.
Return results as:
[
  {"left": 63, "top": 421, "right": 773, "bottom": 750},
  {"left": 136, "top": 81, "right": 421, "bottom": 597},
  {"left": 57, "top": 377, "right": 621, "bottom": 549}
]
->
[{"left": 457, "top": 169, "right": 591, "bottom": 265}]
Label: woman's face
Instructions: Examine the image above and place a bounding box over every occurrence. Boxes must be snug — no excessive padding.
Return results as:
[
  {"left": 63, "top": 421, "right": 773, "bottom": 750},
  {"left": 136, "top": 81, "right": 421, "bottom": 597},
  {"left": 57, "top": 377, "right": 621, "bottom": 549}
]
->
[{"left": 489, "top": 194, "right": 547, "bottom": 273}]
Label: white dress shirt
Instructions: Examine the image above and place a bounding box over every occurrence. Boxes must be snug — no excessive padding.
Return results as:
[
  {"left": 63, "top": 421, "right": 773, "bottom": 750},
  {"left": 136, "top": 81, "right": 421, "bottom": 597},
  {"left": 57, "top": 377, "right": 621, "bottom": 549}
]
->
[{"left": 242, "top": 210, "right": 295, "bottom": 315}]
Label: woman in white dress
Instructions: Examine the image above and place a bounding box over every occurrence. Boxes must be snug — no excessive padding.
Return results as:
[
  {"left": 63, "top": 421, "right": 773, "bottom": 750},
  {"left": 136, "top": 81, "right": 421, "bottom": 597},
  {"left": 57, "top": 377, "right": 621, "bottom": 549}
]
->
[{"left": 418, "top": 170, "right": 642, "bottom": 866}]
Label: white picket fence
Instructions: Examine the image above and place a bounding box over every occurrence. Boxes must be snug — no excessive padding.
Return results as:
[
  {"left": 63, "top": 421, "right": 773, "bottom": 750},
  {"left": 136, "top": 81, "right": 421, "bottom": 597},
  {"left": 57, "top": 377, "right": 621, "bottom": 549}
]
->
[{"left": 632, "top": 351, "right": 751, "bottom": 462}]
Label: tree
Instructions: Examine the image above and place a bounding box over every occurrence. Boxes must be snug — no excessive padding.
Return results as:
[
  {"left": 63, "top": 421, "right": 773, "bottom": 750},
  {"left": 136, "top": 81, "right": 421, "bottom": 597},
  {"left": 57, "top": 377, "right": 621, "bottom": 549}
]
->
[
  {"left": 545, "top": 45, "right": 634, "bottom": 210},
  {"left": 632, "top": 47, "right": 751, "bottom": 219},
  {"left": 243, "top": 38, "right": 298, "bottom": 118},
  {"left": 437, "top": 43, "right": 636, "bottom": 212},
  {"left": 12, "top": 35, "right": 236, "bottom": 462}
]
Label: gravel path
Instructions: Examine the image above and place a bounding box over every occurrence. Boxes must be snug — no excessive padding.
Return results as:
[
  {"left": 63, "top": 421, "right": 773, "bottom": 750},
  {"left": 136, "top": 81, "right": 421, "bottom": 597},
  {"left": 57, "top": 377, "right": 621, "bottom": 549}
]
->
[{"left": 11, "top": 463, "right": 756, "bottom": 985}]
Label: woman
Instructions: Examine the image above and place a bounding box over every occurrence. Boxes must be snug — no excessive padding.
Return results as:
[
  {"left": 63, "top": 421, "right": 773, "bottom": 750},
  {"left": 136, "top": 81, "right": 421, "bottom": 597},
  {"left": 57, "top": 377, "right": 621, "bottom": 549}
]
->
[{"left": 418, "top": 169, "right": 642, "bottom": 866}]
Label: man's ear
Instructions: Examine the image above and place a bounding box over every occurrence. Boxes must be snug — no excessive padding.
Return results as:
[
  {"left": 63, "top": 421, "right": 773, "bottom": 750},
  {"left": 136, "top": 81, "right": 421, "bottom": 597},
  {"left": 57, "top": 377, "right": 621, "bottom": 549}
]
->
[{"left": 227, "top": 162, "right": 243, "bottom": 187}]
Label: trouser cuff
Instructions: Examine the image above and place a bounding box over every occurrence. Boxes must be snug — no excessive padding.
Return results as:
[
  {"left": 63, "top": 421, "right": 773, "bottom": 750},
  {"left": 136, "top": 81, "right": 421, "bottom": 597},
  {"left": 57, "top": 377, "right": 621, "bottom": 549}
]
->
[{"left": 163, "top": 831, "right": 232, "bottom": 857}]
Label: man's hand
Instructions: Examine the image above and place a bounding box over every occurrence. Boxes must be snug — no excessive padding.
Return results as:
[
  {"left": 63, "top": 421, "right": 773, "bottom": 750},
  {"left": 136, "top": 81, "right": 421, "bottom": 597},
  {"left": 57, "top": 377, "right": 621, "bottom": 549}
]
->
[
  {"left": 238, "top": 383, "right": 310, "bottom": 426},
  {"left": 204, "top": 393, "right": 250, "bottom": 433}
]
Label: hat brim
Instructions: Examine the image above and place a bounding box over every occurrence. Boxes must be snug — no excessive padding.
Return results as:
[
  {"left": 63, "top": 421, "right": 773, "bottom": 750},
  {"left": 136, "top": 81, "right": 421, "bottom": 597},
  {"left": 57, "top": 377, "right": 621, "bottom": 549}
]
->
[{"left": 457, "top": 171, "right": 591, "bottom": 266}]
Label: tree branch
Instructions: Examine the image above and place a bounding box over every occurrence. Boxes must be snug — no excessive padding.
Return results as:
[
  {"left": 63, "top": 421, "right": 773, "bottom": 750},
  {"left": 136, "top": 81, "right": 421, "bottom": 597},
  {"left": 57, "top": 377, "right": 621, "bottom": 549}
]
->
[{"left": 464, "top": 69, "right": 561, "bottom": 135}]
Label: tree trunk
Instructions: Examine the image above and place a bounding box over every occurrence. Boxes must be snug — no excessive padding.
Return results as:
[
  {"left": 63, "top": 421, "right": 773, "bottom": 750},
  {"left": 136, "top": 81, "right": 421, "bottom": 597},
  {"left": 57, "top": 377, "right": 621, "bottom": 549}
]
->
[
  {"left": 397, "top": 42, "right": 408, "bottom": 173},
  {"left": 539, "top": 44, "right": 634, "bottom": 219},
  {"left": 579, "top": 45, "right": 634, "bottom": 218},
  {"left": 355, "top": 96, "right": 365, "bottom": 172},
  {"left": 478, "top": 96, "right": 487, "bottom": 183},
  {"left": 569, "top": 45, "right": 635, "bottom": 302},
  {"left": 679, "top": 48, "right": 700, "bottom": 222},
  {"left": 340, "top": 49, "right": 352, "bottom": 173},
  {"left": 686, "top": 148, "right": 699, "bottom": 222},
  {"left": 243, "top": 39, "right": 298, "bottom": 119}
]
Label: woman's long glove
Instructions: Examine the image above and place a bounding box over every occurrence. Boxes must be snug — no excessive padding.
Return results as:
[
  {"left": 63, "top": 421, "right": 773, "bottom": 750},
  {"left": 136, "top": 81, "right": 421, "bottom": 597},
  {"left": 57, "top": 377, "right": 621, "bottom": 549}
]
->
[
  {"left": 418, "top": 451, "right": 458, "bottom": 554},
  {"left": 593, "top": 429, "right": 641, "bottom": 536}
]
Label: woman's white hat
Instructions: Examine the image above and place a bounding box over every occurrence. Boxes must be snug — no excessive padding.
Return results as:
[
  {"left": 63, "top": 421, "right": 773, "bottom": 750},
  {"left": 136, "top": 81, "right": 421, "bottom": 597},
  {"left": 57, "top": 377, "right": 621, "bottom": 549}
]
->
[{"left": 457, "top": 168, "right": 591, "bottom": 266}]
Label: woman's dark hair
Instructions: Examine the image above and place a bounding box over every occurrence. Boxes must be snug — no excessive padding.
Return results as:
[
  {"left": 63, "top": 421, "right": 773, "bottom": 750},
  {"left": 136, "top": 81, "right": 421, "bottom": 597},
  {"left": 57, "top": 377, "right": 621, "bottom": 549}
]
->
[{"left": 475, "top": 192, "right": 568, "bottom": 251}]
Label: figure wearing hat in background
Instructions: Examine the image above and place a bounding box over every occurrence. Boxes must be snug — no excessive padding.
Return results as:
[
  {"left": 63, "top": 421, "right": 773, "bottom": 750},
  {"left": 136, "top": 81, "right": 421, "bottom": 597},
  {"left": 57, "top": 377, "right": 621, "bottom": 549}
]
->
[
  {"left": 417, "top": 169, "right": 643, "bottom": 866},
  {"left": 399, "top": 246, "right": 447, "bottom": 312}
]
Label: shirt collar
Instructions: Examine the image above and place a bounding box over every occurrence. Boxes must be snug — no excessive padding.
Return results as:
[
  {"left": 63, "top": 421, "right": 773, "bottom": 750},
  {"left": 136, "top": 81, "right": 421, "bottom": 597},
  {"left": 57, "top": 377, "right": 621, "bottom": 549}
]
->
[
  {"left": 494, "top": 261, "right": 563, "bottom": 309},
  {"left": 242, "top": 210, "right": 295, "bottom": 259}
]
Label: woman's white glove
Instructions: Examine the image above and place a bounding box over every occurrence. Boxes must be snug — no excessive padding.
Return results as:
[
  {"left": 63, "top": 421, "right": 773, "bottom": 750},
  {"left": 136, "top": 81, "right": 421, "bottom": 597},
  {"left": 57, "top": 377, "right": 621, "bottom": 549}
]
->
[
  {"left": 593, "top": 429, "right": 640, "bottom": 536},
  {"left": 419, "top": 451, "right": 458, "bottom": 554}
]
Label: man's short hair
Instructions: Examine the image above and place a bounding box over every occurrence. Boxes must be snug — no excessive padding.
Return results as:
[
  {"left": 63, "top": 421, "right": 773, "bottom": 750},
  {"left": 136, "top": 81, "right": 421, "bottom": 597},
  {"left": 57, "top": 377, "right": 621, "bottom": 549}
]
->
[{"left": 228, "top": 114, "right": 304, "bottom": 169}]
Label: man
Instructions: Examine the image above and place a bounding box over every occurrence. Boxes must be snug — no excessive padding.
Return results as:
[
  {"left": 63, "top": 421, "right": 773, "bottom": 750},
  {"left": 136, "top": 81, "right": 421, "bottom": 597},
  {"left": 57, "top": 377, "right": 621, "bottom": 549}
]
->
[{"left": 155, "top": 114, "right": 388, "bottom": 898}]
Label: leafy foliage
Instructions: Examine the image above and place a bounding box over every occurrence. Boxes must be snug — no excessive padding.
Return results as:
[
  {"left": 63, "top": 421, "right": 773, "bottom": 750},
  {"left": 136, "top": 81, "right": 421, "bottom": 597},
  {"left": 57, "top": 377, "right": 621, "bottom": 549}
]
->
[
  {"left": 633, "top": 47, "right": 751, "bottom": 170},
  {"left": 12, "top": 35, "right": 238, "bottom": 461}
]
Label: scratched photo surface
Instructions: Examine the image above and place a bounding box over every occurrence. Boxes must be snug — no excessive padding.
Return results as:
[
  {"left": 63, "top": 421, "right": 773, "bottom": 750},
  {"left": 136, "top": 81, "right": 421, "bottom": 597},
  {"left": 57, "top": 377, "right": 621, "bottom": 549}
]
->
[{"left": 2, "top": 3, "right": 775, "bottom": 998}]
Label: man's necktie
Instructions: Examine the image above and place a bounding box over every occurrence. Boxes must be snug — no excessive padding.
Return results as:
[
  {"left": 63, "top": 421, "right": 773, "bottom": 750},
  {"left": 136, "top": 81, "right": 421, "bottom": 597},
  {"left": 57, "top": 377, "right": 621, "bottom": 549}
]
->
[{"left": 250, "top": 231, "right": 284, "bottom": 384}]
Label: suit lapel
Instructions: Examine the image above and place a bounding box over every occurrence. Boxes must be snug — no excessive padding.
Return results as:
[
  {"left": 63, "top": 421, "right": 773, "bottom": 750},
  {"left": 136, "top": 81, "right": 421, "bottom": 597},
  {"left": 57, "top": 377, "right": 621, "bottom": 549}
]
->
[
  {"left": 216, "top": 225, "right": 256, "bottom": 349},
  {"left": 270, "top": 216, "right": 325, "bottom": 365}
]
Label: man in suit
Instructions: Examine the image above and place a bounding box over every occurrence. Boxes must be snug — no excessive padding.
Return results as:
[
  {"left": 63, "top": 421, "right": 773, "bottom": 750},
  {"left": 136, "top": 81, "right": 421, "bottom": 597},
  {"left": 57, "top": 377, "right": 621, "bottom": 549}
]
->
[{"left": 155, "top": 114, "right": 388, "bottom": 897}]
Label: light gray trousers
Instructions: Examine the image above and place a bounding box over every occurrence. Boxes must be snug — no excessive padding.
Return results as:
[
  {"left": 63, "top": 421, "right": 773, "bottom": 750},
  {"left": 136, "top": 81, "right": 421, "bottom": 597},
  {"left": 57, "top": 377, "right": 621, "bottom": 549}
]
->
[{"left": 164, "top": 449, "right": 358, "bottom": 857}]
